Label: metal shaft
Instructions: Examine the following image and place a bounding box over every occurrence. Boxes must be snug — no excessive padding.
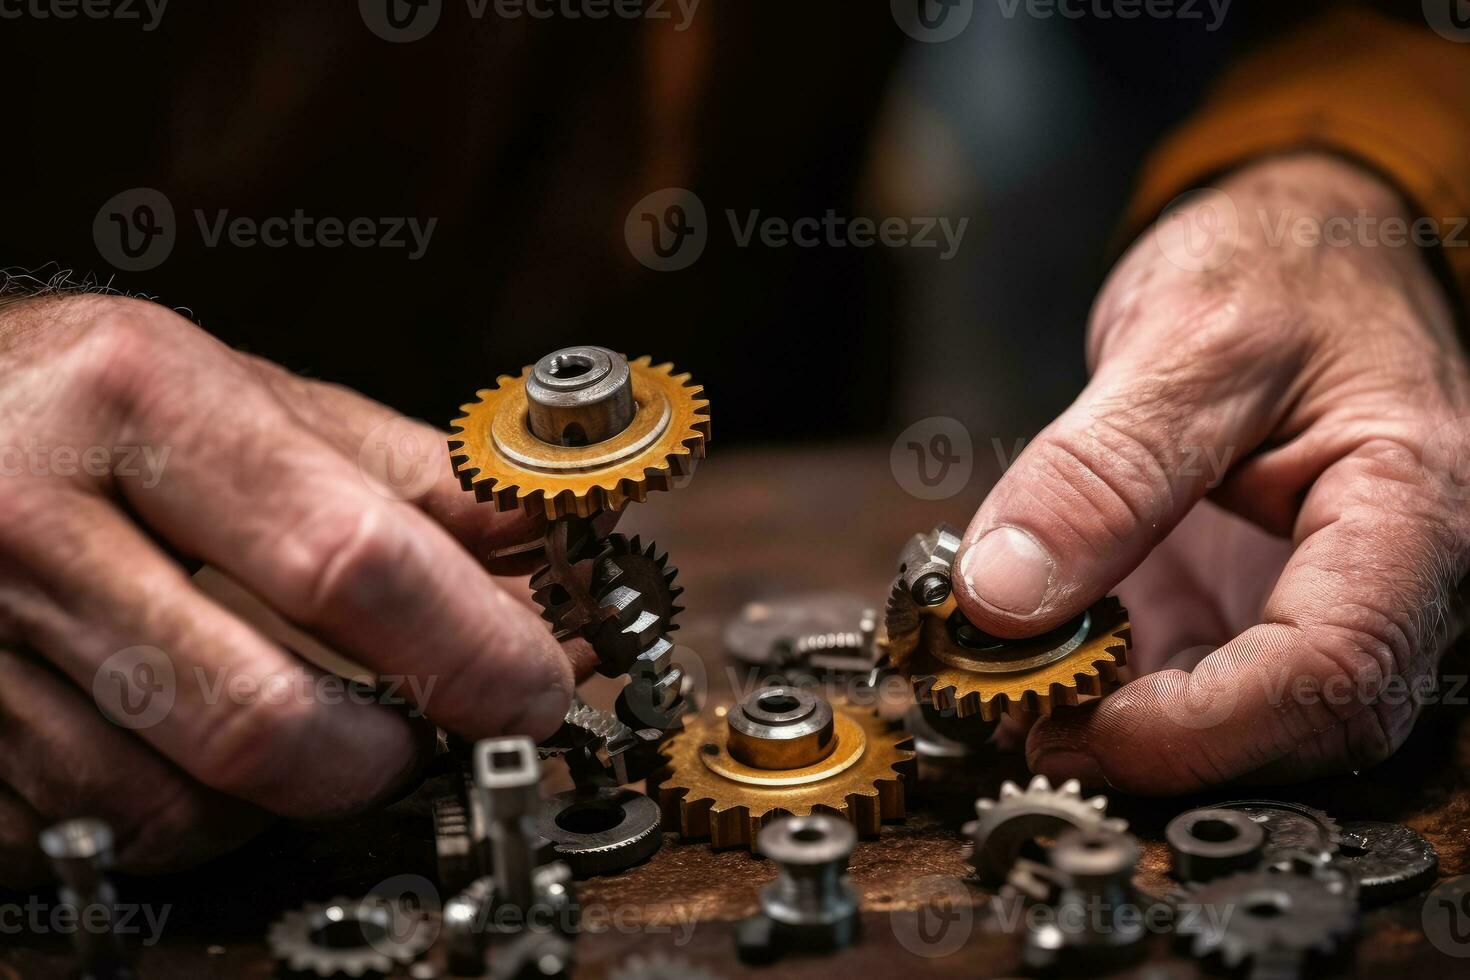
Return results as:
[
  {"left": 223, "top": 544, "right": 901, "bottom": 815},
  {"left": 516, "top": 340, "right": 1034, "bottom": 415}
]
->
[
  {"left": 40, "top": 819, "right": 132, "bottom": 980},
  {"left": 474, "top": 738, "right": 543, "bottom": 914},
  {"left": 524, "top": 346, "right": 635, "bottom": 446}
]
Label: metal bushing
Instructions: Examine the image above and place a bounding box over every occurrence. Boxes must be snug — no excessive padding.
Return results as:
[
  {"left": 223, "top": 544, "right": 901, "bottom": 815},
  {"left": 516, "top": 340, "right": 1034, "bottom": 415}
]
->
[
  {"left": 524, "top": 346, "right": 635, "bottom": 446},
  {"left": 538, "top": 787, "right": 663, "bottom": 878},
  {"left": 1167, "top": 807, "right": 1266, "bottom": 883},
  {"left": 726, "top": 686, "right": 836, "bottom": 770},
  {"left": 1024, "top": 827, "right": 1148, "bottom": 972},
  {"left": 737, "top": 815, "right": 861, "bottom": 963}
]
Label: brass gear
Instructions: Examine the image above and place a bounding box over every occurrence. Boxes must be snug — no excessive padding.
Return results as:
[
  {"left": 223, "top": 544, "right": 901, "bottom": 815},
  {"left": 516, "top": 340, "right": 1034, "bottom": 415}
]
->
[
  {"left": 655, "top": 697, "right": 915, "bottom": 851},
  {"left": 906, "top": 596, "right": 1132, "bottom": 721},
  {"left": 449, "top": 355, "right": 710, "bottom": 519}
]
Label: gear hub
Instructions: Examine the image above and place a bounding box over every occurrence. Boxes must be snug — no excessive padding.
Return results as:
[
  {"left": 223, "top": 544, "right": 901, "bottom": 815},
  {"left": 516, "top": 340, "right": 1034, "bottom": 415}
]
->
[{"left": 655, "top": 686, "right": 915, "bottom": 851}]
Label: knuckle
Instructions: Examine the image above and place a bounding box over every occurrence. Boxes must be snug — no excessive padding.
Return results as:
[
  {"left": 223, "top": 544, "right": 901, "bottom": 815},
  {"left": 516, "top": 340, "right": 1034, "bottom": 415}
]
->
[
  {"left": 62, "top": 297, "right": 187, "bottom": 409},
  {"left": 189, "top": 687, "right": 314, "bottom": 803},
  {"left": 275, "top": 502, "right": 411, "bottom": 625}
]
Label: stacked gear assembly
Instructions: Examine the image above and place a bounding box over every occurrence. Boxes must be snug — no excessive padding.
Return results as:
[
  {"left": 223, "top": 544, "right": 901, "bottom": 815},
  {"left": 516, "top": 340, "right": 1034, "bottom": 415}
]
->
[
  {"left": 883, "top": 522, "right": 1132, "bottom": 725},
  {"left": 450, "top": 346, "right": 709, "bottom": 786},
  {"left": 655, "top": 686, "right": 915, "bottom": 851}
]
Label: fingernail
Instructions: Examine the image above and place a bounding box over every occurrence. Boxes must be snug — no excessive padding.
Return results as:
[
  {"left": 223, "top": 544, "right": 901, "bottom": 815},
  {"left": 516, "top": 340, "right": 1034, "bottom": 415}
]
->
[
  {"left": 960, "top": 526, "right": 1054, "bottom": 615},
  {"left": 515, "top": 688, "right": 571, "bottom": 740},
  {"left": 1033, "top": 750, "right": 1106, "bottom": 789}
]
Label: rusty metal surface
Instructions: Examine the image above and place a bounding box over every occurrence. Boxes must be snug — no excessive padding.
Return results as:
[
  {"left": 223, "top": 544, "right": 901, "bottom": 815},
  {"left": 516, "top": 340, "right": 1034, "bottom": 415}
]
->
[{"left": 3, "top": 445, "right": 1468, "bottom": 977}]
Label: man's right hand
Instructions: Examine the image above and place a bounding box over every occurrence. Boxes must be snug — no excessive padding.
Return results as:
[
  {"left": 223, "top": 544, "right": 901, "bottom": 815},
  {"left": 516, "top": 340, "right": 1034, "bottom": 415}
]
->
[{"left": 0, "top": 293, "right": 575, "bottom": 885}]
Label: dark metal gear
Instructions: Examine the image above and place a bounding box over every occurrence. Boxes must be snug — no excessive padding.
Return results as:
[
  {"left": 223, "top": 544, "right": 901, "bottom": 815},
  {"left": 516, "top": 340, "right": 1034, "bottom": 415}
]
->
[
  {"left": 267, "top": 897, "right": 433, "bottom": 978},
  {"left": 1177, "top": 870, "right": 1357, "bottom": 978},
  {"left": 965, "top": 775, "right": 1128, "bottom": 885},
  {"left": 538, "top": 787, "right": 664, "bottom": 878},
  {"left": 1335, "top": 820, "right": 1439, "bottom": 905},
  {"left": 583, "top": 535, "right": 683, "bottom": 678},
  {"left": 1216, "top": 799, "right": 1344, "bottom": 856},
  {"left": 1167, "top": 807, "right": 1267, "bottom": 884}
]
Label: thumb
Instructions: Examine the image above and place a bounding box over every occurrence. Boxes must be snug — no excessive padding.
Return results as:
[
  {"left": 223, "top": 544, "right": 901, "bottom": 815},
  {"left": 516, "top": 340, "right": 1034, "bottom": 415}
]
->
[{"left": 954, "top": 347, "right": 1278, "bottom": 637}]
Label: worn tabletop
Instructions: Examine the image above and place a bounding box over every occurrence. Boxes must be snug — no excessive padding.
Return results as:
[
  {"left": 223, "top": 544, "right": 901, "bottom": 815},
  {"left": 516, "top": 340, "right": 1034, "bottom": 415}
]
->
[{"left": 3, "top": 445, "right": 1468, "bottom": 978}]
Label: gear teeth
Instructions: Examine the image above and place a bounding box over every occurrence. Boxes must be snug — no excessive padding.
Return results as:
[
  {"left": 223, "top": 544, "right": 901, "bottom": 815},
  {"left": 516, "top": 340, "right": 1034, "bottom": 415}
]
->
[
  {"left": 1028, "top": 774, "right": 1052, "bottom": 794},
  {"left": 450, "top": 356, "right": 709, "bottom": 519},
  {"left": 654, "top": 703, "right": 913, "bottom": 851}
]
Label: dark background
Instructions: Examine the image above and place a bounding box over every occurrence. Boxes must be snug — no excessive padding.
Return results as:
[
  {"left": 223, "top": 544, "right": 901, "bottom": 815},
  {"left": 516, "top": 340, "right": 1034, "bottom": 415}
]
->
[{"left": 0, "top": 1, "right": 1340, "bottom": 446}]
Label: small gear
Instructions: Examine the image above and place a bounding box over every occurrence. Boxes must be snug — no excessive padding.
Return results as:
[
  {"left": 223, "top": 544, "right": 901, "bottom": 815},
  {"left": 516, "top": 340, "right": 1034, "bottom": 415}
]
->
[
  {"left": 1216, "top": 799, "right": 1344, "bottom": 856},
  {"left": 1176, "top": 870, "right": 1357, "bottom": 974},
  {"left": 966, "top": 775, "right": 1128, "bottom": 884},
  {"left": 882, "top": 524, "right": 1131, "bottom": 720},
  {"left": 450, "top": 355, "right": 710, "bottom": 519},
  {"left": 267, "top": 896, "right": 433, "bottom": 978},
  {"left": 655, "top": 689, "right": 915, "bottom": 851}
]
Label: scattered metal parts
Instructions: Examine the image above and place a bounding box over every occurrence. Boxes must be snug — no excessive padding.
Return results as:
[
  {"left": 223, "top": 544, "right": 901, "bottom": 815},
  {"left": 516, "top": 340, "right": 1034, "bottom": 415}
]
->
[
  {"left": 1022, "top": 827, "right": 1149, "bottom": 972},
  {"left": 1167, "top": 807, "right": 1267, "bottom": 884},
  {"left": 40, "top": 818, "right": 133, "bottom": 980},
  {"left": 736, "top": 815, "right": 862, "bottom": 963},
  {"left": 724, "top": 592, "right": 880, "bottom": 674},
  {"left": 538, "top": 787, "right": 663, "bottom": 878},
  {"left": 1334, "top": 820, "right": 1439, "bottom": 905},
  {"left": 450, "top": 351, "right": 710, "bottom": 518},
  {"left": 1177, "top": 870, "right": 1357, "bottom": 978},
  {"left": 965, "top": 775, "right": 1128, "bottom": 885},
  {"left": 266, "top": 896, "right": 433, "bottom": 978},
  {"left": 883, "top": 524, "right": 1131, "bottom": 720},
  {"left": 1216, "top": 800, "right": 1344, "bottom": 856},
  {"left": 657, "top": 689, "right": 915, "bottom": 850},
  {"left": 609, "top": 952, "right": 721, "bottom": 980}
]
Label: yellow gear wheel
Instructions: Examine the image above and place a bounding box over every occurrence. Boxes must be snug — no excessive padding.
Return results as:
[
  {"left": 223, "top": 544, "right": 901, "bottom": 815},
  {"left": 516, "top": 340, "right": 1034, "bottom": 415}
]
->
[
  {"left": 655, "top": 690, "right": 915, "bottom": 852},
  {"left": 905, "top": 596, "right": 1131, "bottom": 720},
  {"left": 450, "top": 355, "right": 710, "bottom": 519}
]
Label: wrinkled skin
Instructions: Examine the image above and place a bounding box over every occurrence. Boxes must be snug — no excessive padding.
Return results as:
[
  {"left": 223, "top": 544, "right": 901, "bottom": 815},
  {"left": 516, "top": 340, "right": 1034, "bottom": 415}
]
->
[
  {"left": 0, "top": 293, "right": 591, "bottom": 884},
  {"left": 960, "top": 154, "right": 1470, "bottom": 794}
]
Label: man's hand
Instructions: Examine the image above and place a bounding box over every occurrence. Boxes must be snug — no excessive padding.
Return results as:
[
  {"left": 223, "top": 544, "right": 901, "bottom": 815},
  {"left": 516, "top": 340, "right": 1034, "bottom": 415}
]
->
[
  {"left": 0, "top": 294, "right": 574, "bottom": 883},
  {"left": 957, "top": 154, "right": 1470, "bottom": 794}
]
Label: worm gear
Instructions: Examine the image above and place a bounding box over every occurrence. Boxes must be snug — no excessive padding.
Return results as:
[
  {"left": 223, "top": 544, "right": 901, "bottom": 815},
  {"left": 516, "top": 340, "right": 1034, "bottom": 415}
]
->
[
  {"left": 450, "top": 349, "right": 710, "bottom": 519},
  {"left": 267, "top": 896, "right": 433, "bottom": 978},
  {"left": 655, "top": 687, "right": 915, "bottom": 851},
  {"left": 1176, "top": 870, "right": 1357, "bottom": 977},
  {"left": 966, "top": 775, "right": 1128, "bottom": 884},
  {"left": 883, "top": 524, "right": 1131, "bottom": 720}
]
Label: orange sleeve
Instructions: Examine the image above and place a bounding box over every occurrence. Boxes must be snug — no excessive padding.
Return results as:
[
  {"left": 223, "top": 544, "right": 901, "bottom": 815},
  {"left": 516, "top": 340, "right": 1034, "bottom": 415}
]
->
[{"left": 1128, "top": 8, "right": 1470, "bottom": 310}]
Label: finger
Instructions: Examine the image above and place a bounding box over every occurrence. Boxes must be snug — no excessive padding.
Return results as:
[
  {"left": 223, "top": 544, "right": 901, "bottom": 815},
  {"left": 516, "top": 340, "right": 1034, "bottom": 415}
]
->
[
  {"left": 1028, "top": 440, "right": 1467, "bottom": 793},
  {"left": 74, "top": 307, "right": 574, "bottom": 738},
  {"left": 953, "top": 288, "right": 1302, "bottom": 638},
  {"left": 0, "top": 648, "right": 273, "bottom": 872},
  {"left": 241, "top": 354, "right": 545, "bottom": 572},
  {"left": 0, "top": 488, "right": 433, "bottom": 819}
]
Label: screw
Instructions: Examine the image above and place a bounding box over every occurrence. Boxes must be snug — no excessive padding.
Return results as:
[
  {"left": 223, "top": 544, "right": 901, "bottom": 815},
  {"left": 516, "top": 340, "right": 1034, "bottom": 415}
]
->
[{"left": 911, "top": 572, "right": 950, "bottom": 606}]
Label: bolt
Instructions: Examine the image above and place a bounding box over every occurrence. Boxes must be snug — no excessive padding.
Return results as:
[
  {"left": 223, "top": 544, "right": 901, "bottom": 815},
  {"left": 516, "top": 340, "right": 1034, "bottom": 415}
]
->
[
  {"left": 738, "top": 815, "right": 860, "bottom": 962},
  {"left": 911, "top": 572, "right": 951, "bottom": 607},
  {"left": 39, "top": 819, "right": 133, "bottom": 980}
]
